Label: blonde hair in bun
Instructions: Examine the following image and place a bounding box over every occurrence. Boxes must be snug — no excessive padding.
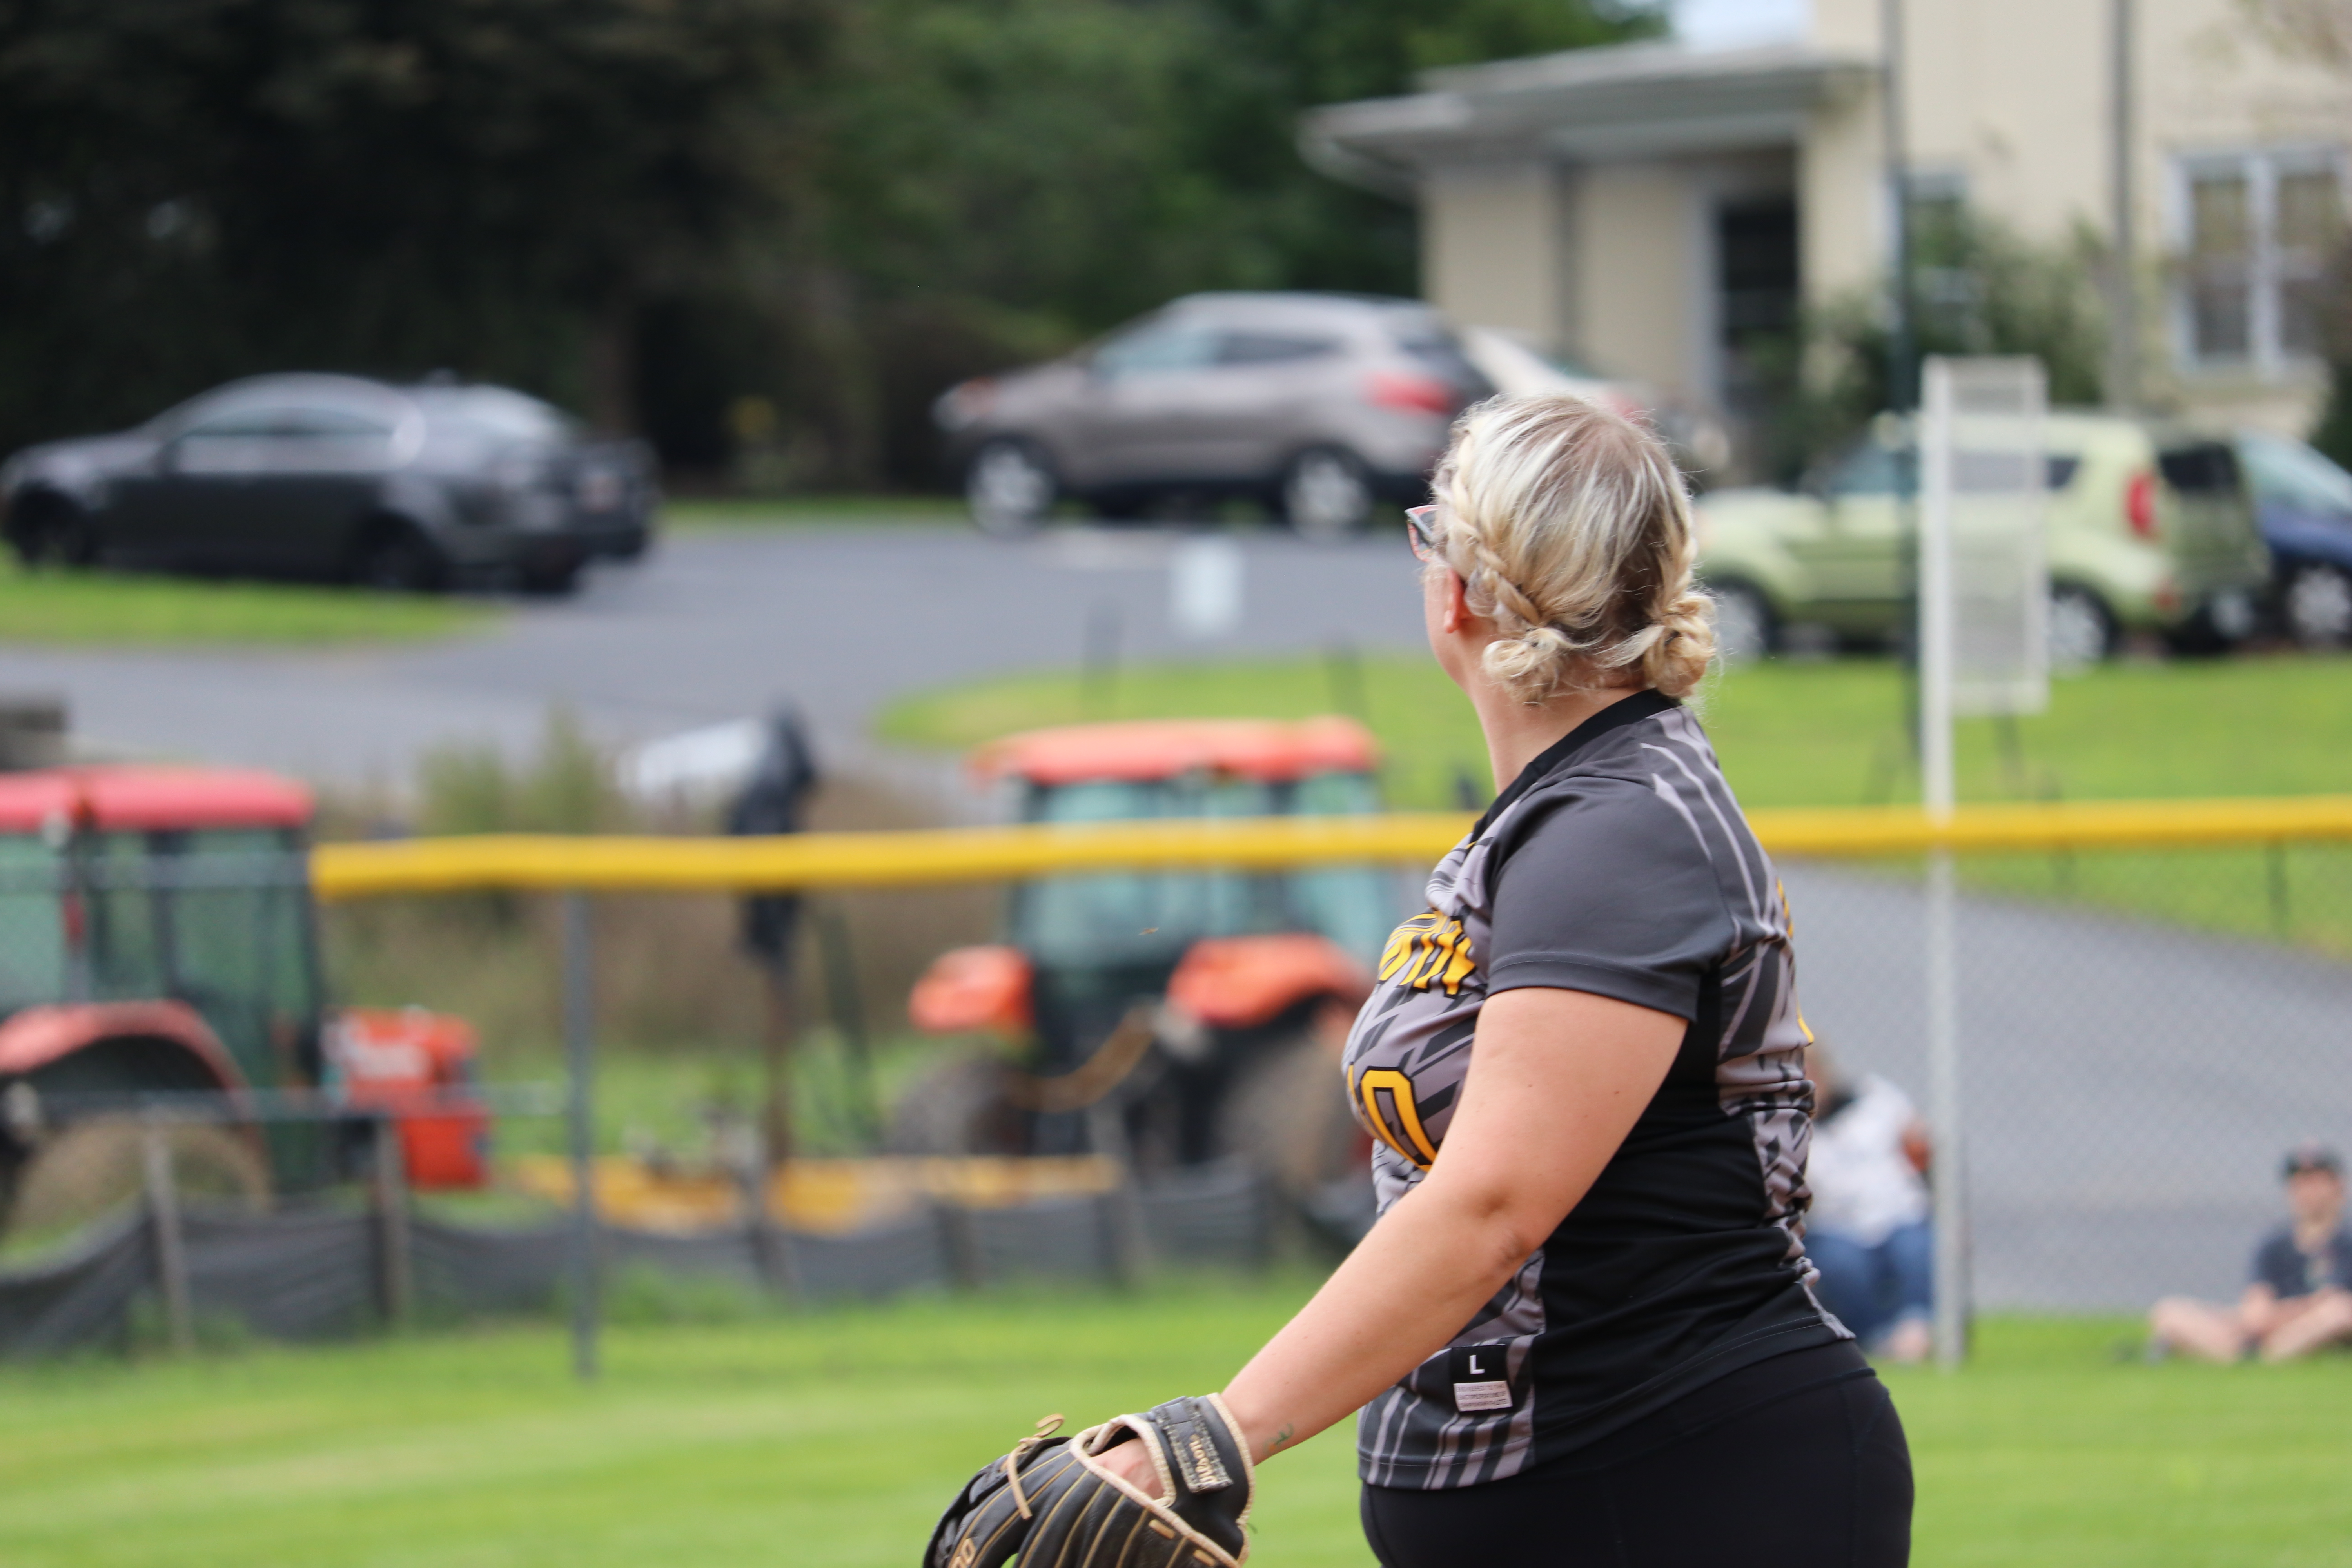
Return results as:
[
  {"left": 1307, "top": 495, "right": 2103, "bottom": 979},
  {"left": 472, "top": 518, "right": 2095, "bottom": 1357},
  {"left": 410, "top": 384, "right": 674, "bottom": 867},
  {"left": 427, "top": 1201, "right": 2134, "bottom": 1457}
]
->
[{"left": 1426, "top": 393, "right": 1717, "bottom": 703}]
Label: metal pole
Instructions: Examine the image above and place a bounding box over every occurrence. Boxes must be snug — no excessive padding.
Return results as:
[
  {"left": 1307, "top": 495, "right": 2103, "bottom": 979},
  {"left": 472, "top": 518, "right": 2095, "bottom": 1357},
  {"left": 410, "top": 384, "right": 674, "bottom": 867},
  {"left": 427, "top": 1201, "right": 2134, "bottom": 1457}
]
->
[
  {"left": 2107, "top": 0, "right": 2141, "bottom": 410},
  {"left": 563, "top": 891, "right": 600, "bottom": 1382},
  {"left": 1880, "top": 0, "right": 1916, "bottom": 413},
  {"left": 372, "top": 1114, "right": 414, "bottom": 1330},
  {"left": 142, "top": 1121, "right": 194, "bottom": 1355},
  {"left": 1882, "top": 0, "right": 1925, "bottom": 781},
  {"left": 1920, "top": 360, "right": 1968, "bottom": 1369}
]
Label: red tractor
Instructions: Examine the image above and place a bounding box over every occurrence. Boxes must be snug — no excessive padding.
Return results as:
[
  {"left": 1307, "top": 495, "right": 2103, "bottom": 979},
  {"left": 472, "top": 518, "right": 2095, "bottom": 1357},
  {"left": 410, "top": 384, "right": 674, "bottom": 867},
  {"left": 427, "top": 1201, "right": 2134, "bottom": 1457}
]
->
[
  {"left": 0, "top": 766, "right": 486, "bottom": 1238},
  {"left": 898, "top": 718, "right": 1394, "bottom": 1222}
]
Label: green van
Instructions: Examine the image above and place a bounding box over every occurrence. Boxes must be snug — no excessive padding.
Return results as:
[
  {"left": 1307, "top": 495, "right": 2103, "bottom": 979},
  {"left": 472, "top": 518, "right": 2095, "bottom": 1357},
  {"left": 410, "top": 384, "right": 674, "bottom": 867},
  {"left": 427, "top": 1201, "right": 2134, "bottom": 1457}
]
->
[{"left": 1696, "top": 413, "right": 2269, "bottom": 666}]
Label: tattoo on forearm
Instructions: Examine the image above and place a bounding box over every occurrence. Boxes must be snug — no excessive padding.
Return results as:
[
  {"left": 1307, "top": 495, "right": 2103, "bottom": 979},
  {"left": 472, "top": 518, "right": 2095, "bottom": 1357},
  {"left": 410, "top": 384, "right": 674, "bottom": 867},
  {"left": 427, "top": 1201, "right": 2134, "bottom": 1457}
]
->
[{"left": 1267, "top": 1423, "right": 1295, "bottom": 1454}]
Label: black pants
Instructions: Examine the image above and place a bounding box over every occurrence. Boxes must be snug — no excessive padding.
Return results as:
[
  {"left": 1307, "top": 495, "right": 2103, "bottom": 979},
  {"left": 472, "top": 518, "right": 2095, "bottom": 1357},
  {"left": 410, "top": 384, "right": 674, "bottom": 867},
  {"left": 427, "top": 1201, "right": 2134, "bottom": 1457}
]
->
[{"left": 1360, "top": 1341, "right": 1912, "bottom": 1568}]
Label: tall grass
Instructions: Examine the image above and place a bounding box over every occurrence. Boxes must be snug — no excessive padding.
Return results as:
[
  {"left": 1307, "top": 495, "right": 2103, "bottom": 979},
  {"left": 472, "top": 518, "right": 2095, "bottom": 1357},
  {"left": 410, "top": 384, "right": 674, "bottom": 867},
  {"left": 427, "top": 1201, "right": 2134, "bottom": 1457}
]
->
[{"left": 314, "top": 711, "right": 1001, "bottom": 1156}]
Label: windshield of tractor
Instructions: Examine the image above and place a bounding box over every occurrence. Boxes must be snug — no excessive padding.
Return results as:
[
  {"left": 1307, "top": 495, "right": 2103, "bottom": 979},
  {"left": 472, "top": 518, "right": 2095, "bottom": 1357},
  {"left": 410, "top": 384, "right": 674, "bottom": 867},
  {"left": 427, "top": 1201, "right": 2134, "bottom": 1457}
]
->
[
  {"left": 0, "top": 828, "right": 321, "bottom": 1086},
  {"left": 1009, "top": 770, "right": 1397, "bottom": 970}
]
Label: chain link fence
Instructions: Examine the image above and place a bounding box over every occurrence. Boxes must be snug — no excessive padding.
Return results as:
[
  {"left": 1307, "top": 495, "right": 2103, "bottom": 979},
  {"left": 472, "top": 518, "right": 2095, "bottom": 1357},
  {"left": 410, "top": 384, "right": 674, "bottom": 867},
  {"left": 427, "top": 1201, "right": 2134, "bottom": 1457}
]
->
[
  {"left": 1786, "top": 842, "right": 2352, "bottom": 1316},
  {"left": 4, "top": 813, "right": 2348, "bottom": 1358}
]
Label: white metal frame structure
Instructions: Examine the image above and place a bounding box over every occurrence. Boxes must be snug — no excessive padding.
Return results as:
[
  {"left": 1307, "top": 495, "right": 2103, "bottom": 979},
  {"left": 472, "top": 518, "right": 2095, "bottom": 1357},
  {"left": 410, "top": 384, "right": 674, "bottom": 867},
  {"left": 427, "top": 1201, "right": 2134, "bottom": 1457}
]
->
[{"left": 1919, "top": 354, "right": 2048, "bottom": 1367}]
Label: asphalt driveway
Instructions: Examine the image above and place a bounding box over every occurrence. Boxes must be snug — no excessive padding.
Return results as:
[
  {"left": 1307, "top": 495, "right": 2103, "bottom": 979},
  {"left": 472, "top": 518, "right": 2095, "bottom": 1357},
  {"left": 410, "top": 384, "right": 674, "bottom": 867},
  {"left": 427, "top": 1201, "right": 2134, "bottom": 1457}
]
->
[{"left": 0, "top": 524, "right": 1427, "bottom": 784}]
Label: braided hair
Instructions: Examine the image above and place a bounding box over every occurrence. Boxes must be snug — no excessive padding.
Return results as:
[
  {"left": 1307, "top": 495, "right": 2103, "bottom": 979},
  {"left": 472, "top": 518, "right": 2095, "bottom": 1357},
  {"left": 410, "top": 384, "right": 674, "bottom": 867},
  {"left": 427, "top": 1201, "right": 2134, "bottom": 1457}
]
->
[{"left": 1426, "top": 394, "right": 1717, "bottom": 703}]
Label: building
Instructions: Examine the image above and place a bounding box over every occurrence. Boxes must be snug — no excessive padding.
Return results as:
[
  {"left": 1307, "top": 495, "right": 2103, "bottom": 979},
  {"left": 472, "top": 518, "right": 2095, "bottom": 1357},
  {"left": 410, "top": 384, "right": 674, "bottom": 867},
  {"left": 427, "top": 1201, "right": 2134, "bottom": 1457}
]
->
[{"left": 1302, "top": 0, "right": 2348, "bottom": 458}]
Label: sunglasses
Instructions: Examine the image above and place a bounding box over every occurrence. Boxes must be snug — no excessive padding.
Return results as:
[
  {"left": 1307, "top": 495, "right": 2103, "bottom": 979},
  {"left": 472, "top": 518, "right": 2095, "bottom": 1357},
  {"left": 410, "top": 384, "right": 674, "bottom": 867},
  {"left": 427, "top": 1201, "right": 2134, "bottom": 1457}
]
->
[{"left": 1405, "top": 505, "right": 1444, "bottom": 564}]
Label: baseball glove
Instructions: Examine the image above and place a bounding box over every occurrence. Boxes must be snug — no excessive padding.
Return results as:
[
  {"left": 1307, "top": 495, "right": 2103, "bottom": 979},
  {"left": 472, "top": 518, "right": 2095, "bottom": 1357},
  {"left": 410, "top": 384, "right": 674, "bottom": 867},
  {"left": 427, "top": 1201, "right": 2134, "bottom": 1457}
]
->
[{"left": 923, "top": 1393, "right": 1254, "bottom": 1568}]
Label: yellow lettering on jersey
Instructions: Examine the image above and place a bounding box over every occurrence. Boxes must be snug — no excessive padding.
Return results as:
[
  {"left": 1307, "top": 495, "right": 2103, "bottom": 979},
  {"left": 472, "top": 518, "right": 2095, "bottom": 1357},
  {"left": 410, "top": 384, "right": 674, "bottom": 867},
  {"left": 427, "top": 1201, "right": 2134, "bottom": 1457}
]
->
[
  {"left": 1355, "top": 1067, "right": 1439, "bottom": 1168},
  {"left": 1379, "top": 912, "right": 1441, "bottom": 983},
  {"left": 1379, "top": 911, "right": 1476, "bottom": 997},
  {"left": 1436, "top": 924, "right": 1477, "bottom": 994}
]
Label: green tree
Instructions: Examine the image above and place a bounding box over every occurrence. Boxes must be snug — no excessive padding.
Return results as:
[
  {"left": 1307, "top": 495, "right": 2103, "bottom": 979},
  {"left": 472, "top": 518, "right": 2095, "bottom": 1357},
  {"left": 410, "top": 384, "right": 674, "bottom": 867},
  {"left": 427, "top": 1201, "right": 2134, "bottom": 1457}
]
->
[
  {"left": 0, "top": 0, "right": 833, "bottom": 448},
  {"left": 771, "top": 0, "right": 1663, "bottom": 485},
  {"left": 1, "top": 0, "right": 1654, "bottom": 485}
]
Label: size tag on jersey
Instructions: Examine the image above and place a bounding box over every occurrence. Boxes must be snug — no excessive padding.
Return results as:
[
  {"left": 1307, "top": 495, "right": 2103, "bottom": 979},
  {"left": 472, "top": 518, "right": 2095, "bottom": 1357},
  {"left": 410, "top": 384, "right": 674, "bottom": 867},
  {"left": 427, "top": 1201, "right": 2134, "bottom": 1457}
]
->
[{"left": 1448, "top": 1343, "right": 1515, "bottom": 1414}]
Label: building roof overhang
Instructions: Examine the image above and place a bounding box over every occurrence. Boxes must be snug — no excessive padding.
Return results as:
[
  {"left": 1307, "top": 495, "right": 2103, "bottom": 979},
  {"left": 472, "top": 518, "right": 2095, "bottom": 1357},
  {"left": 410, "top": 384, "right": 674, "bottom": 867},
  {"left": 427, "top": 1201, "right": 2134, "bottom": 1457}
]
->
[{"left": 1301, "top": 40, "right": 1875, "bottom": 196}]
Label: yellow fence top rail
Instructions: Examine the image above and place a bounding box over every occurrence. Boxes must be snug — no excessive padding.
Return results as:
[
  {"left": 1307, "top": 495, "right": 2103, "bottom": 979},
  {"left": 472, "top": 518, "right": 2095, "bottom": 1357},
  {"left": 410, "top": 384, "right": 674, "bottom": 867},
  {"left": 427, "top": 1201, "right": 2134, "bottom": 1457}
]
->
[{"left": 307, "top": 795, "right": 2352, "bottom": 899}]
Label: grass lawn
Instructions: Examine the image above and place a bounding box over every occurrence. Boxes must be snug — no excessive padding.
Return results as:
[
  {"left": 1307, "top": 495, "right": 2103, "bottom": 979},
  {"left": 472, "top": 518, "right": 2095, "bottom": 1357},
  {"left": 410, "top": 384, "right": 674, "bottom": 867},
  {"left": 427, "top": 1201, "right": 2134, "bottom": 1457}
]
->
[
  {"left": 0, "top": 559, "right": 493, "bottom": 645},
  {"left": 0, "top": 1285, "right": 2343, "bottom": 1568},
  {"left": 877, "top": 651, "right": 2352, "bottom": 953},
  {"left": 876, "top": 650, "right": 2352, "bottom": 811},
  {"left": 664, "top": 495, "right": 965, "bottom": 530}
]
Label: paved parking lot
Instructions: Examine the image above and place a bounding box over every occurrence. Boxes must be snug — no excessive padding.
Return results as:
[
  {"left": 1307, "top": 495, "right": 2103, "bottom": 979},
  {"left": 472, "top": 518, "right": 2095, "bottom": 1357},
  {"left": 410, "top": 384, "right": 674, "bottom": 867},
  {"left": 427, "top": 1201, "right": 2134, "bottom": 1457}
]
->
[{"left": 0, "top": 523, "right": 1427, "bottom": 786}]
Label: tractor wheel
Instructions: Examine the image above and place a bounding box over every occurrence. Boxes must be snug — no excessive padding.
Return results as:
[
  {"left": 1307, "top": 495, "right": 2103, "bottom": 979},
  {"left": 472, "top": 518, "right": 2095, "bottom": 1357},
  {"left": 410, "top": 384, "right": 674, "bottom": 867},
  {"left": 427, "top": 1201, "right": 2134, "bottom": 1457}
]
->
[
  {"left": 6, "top": 1119, "right": 269, "bottom": 1243},
  {"left": 1213, "top": 1029, "right": 1359, "bottom": 1203},
  {"left": 882, "top": 1053, "right": 1028, "bottom": 1157}
]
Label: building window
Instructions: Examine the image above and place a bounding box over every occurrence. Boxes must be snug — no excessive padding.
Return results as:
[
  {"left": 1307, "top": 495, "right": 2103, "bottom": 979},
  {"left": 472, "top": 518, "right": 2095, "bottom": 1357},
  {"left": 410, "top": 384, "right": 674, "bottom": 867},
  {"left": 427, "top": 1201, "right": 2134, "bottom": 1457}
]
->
[{"left": 2175, "top": 149, "right": 2345, "bottom": 373}]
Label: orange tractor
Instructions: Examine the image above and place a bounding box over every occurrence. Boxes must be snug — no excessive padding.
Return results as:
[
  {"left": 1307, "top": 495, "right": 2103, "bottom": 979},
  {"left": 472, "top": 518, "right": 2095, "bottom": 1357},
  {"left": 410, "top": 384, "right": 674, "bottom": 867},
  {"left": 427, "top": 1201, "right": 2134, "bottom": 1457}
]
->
[
  {"left": 900, "top": 718, "right": 1397, "bottom": 1224},
  {"left": 0, "top": 766, "right": 486, "bottom": 1236}
]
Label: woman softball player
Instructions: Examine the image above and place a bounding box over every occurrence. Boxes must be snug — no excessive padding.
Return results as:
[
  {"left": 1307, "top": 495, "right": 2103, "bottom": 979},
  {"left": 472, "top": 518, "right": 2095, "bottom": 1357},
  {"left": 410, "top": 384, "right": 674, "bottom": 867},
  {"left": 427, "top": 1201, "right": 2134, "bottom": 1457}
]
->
[{"left": 927, "top": 395, "right": 1912, "bottom": 1568}]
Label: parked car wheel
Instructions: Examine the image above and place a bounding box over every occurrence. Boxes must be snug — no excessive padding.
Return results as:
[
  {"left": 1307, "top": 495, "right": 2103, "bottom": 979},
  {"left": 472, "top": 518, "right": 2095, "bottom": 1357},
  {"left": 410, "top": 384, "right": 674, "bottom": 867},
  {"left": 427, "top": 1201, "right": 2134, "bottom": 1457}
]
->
[
  {"left": 2282, "top": 563, "right": 2352, "bottom": 648},
  {"left": 350, "top": 523, "right": 446, "bottom": 593},
  {"left": 966, "top": 439, "right": 1058, "bottom": 537},
  {"left": 1280, "top": 448, "right": 1376, "bottom": 541},
  {"left": 1706, "top": 580, "right": 1777, "bottom": 663},
  {"left": 2047, "top": 583, "right": 2117, "bottom": 670},
  {"left": 7, "top": 491, "right": 101, "bottom": 568},
  {"left": 518, "top": 557, "right": 584, "bottom": 597}
]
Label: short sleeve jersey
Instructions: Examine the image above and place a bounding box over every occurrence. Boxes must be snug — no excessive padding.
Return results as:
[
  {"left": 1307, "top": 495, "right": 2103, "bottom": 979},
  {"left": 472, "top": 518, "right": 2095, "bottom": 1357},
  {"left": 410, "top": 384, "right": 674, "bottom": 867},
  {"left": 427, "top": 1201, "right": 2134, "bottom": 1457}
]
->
[
  {"left": 1343, "top": 691, "right": 1844, "bottom": 1490},
  {"left": 2250, "top": 1225, "right": 2352, "bottom": 1298}
]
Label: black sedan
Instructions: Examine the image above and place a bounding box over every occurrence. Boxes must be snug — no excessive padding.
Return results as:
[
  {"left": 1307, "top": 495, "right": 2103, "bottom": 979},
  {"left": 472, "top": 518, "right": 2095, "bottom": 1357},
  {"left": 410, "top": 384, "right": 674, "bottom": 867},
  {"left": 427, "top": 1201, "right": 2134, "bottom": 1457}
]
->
[{"left": 0, "top": 374, "right": 658, "bottom": 594}]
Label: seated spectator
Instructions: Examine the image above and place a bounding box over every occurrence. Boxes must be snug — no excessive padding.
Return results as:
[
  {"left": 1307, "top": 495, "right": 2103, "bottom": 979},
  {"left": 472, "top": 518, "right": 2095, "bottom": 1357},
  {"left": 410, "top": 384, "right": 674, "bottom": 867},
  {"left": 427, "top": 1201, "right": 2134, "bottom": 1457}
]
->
[
  {"left": 2148, "top": 1143, "right": 2352, "bottom": 1363},
  {"left": 1804, "top": 1044, "right": 1933, "bottom": 1363}
]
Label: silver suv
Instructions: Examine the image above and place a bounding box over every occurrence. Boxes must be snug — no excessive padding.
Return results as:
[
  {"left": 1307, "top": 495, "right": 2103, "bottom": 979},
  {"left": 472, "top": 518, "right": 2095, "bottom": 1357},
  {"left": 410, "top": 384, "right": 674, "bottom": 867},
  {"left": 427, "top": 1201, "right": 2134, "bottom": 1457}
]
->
[{"left": 934, "top": 292, "right": 1490, "bottom": 538}]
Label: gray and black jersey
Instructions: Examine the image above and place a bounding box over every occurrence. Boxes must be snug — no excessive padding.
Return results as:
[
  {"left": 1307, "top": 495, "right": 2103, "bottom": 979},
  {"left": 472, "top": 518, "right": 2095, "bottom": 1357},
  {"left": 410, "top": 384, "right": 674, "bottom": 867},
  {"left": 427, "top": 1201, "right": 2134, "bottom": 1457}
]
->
[{"left": 1343, "top": 690, "right": 1845, "bottom": 1490}]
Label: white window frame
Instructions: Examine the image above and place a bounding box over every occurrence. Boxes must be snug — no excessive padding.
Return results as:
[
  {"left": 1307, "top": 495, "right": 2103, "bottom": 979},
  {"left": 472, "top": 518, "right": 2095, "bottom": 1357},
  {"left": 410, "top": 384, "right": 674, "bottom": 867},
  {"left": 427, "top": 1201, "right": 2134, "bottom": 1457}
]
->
[{"left": 2167, "top": 145, "right": 2349, "bottom": 378}]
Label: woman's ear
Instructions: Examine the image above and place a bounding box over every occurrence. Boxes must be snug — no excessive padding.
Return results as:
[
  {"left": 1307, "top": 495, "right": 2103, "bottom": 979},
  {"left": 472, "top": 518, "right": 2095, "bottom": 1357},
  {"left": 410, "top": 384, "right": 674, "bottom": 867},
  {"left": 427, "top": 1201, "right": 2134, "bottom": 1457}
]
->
[{"left": 1440, "top": 570, "right": 1470, "bottom": 636}]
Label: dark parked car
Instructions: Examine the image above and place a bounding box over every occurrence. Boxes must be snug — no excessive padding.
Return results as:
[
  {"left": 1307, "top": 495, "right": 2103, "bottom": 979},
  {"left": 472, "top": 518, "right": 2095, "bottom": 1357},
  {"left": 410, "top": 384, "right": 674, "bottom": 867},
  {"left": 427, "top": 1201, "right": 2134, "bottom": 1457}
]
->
[
  {"left": 0, "top": 374, "right": 658, "bottom": 594},
  {"left": 934, "top": 292, "right": 1492, "bottom": 538},
  {"left": 2234, "top": 430, "right": 2352, "bottom": 647}
]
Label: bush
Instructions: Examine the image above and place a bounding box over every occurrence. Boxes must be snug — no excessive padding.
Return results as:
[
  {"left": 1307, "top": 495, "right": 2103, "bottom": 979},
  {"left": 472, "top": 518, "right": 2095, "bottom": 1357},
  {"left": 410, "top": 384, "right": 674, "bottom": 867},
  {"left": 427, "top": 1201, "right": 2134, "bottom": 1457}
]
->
[{"left": 1742, "top": 207, "right": 2110, "bottom": 484}]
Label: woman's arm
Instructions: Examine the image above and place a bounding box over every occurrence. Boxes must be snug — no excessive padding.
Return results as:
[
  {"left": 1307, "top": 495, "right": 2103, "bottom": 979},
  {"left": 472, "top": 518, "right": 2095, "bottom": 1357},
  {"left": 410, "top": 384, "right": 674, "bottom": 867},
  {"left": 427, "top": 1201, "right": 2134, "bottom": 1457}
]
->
[{"left": 1101, "top": 985, "right": 1681, "bottom": 1490}]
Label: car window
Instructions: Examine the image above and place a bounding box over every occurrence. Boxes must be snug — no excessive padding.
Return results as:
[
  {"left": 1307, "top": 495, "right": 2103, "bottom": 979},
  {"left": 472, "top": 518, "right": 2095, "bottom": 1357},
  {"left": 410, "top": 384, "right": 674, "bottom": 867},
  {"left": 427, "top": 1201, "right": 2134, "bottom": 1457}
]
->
[
  {"left": 2157, "top": 441, "right": 2241, "bottom": 495},
  {"left": 1390, "top": 328, "right": 1485, "bottom": 387},
  {"left": 1825, "top": 441, "right": 1914, "bottom": 495},
  {"left": 1091, "top": 323, "right": 1220, "bottom": 379},
  {"left": 178, "top": 407, "right": 290, "bottom": 440},
  {"left": 411, "top": 386, "right": 574, "bottom": 441},
  {"left": 1216, "top": 331, "right": 1342, "bottom": 367},
  {"left": 279, "top": 407, "right": 393, "bottom": 437},
  {"left": 180, "top": 405, "right": 392, "bottom": 440},
  {"left": 2236, "top": 432, "right": 2352, "bottom": 514},
  {"left": 1830, "top": 443, "right": 2082, "bottom": 495}
]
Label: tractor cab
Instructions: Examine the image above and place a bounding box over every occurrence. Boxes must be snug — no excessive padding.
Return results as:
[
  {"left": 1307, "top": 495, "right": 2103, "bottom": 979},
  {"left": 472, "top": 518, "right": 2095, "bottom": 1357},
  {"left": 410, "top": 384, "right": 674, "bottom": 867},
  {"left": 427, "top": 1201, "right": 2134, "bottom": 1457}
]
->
[
  {"left": 0, "top": 767, "right": 483, "bottom": 1236},
  {"left": 906, "top": 719, "right": 1399, "bottom": 1209}
]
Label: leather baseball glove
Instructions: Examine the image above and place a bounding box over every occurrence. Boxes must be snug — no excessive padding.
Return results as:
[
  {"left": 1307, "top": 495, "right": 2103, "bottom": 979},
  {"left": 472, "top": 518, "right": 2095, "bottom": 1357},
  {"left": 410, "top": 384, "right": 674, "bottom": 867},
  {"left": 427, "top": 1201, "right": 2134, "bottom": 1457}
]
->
[{"left": 923, "top": 1393, "right": 1254, "bottom": 1568}]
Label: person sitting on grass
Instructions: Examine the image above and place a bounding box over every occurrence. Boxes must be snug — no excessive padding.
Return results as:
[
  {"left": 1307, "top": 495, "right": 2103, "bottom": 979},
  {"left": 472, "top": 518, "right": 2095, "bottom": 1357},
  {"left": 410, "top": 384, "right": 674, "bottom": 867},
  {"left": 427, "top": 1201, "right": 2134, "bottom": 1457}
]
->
[
  {"left": 2148, "top": 1143, "right": 2352, "bottom": 1362},
  {"left": 1804, "top": 1044, "right": 1934, "bottom": 1364}
]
